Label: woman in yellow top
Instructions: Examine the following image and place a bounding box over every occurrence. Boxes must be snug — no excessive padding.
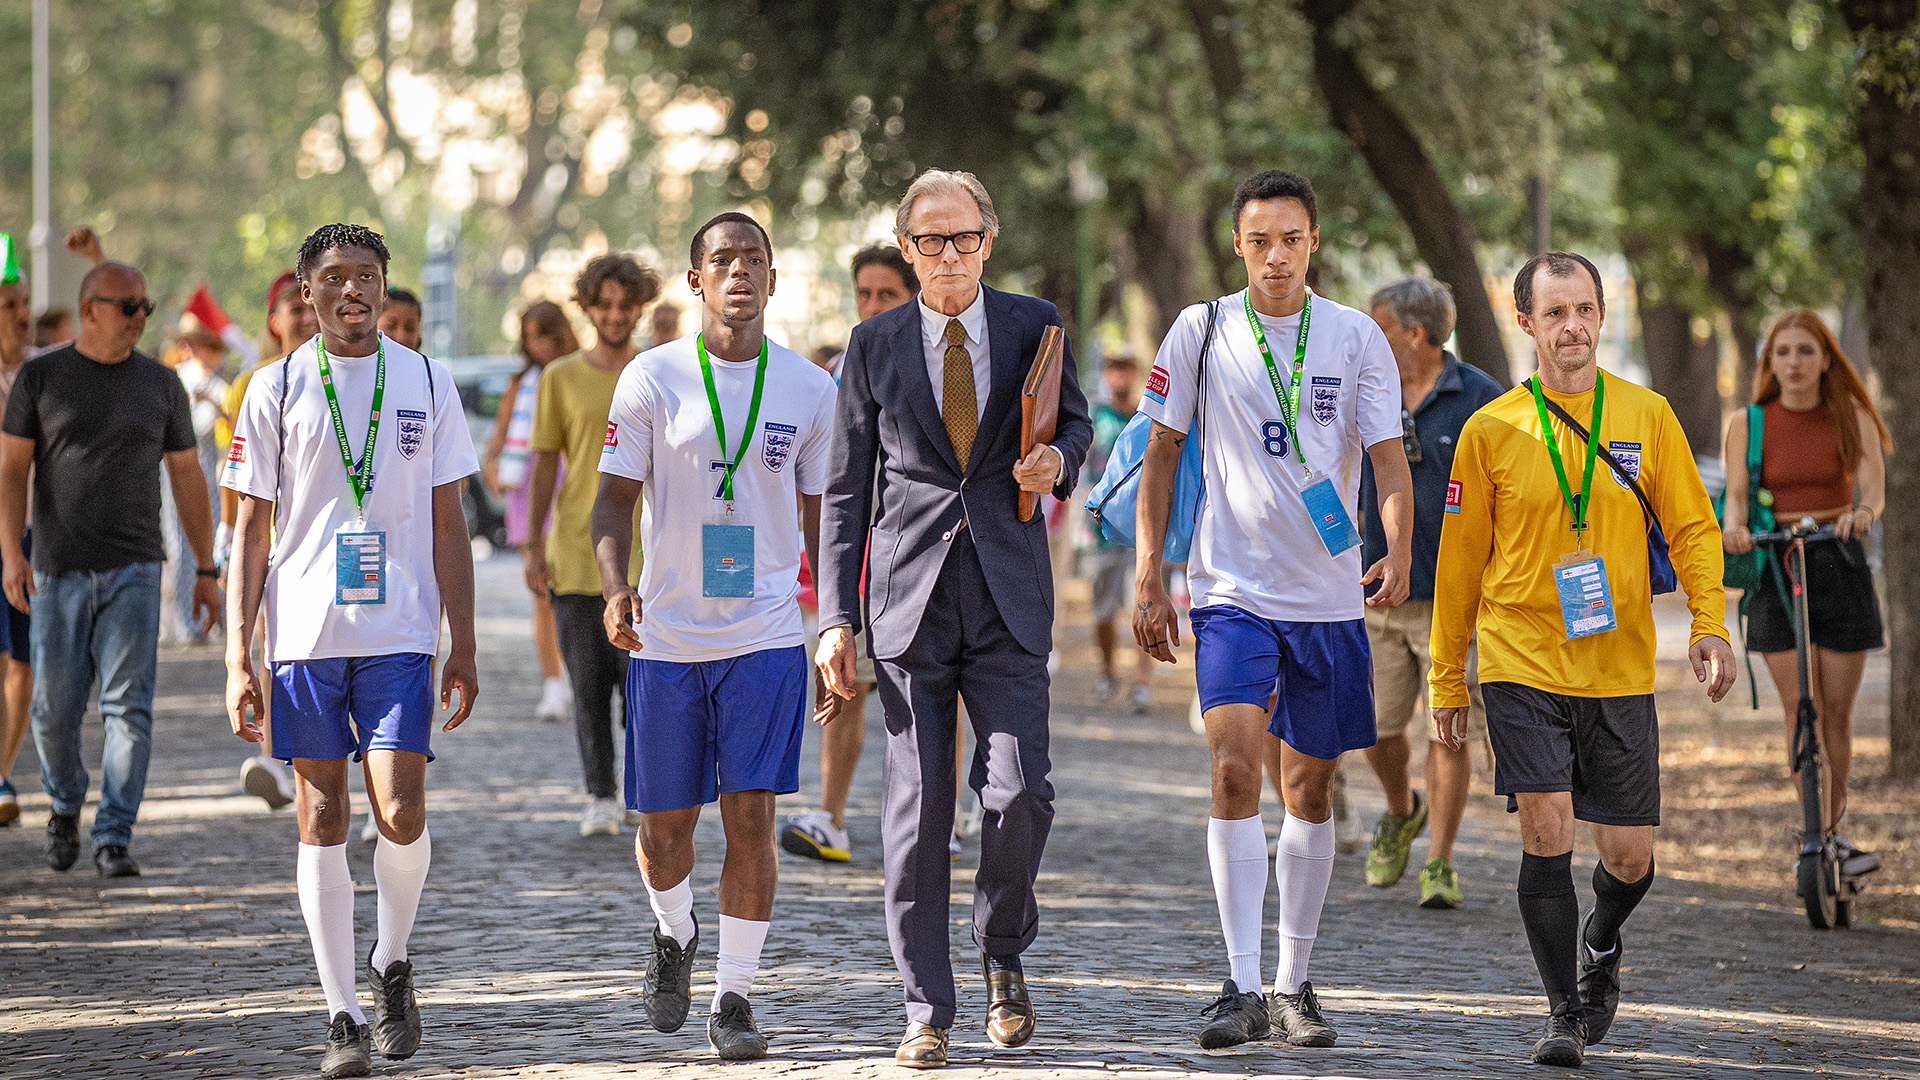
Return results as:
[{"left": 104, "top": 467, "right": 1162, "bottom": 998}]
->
[{"left": 1721, "top": 309, "right": 1888, "bottom": 869}]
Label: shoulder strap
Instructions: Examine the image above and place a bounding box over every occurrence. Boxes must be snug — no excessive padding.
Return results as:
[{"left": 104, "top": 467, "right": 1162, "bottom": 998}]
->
[
  {"left": 1194, "top": 299, "right": 1220, "bottom": 437},
  {"left": 1746, "top": 402, "right": 1763, "bottom": 478},
  {"left": 274, "top": 351, "right": 293, "bottom": 528},
  {"left": 1533, "top": 380, "right": 1661, "bottom": 530}
]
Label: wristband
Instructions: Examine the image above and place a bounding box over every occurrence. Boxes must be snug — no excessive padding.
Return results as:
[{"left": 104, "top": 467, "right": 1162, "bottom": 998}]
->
[{"left": 196, "top": 567, "right": 221, "bottom": 578}]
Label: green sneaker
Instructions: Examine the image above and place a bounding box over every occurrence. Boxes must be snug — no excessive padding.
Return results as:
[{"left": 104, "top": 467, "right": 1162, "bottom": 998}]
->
[
  {"left": 1418, "top": 856, "right": 1463, "bottom": 908},
  {"left": 1364, "top": 793, "right": 1427, "bottom": 888}
]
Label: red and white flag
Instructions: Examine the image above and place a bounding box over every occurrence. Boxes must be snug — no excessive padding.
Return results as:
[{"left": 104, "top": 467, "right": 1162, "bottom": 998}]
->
[{"left": 184, "top": 282, "right": 260, "bottom": 367}]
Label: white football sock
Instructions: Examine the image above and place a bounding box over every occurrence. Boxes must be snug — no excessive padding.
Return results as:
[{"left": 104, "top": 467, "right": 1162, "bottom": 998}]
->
[
  {"left": 711, "top": 914, "right": 769, "bottom": 1012},
  {"left": 1207, "top": 815, "right": 1268, "bottom": 991},
  {"left": 297, "top": 843, "right": 364, "bottom": 1023},
  {"left": 646, "top": 876, "right": 697, "bottom": 947},
  {"left": 370, "top": 827, "right": 431, "bottom": 971},
  {"left": 1273, "top": 812, "right": 1335, "bottom": 996}
]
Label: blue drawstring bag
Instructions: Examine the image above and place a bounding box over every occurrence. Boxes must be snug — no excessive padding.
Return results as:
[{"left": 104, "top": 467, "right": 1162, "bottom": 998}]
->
[{"left": 1085, "top": 300, "right": 1219, "bottom": 562}]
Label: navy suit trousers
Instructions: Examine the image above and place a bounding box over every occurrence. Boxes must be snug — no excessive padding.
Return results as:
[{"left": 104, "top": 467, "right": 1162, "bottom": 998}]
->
[{"left": 874, "top": 528, "right": 1054, "bottom": 1028}]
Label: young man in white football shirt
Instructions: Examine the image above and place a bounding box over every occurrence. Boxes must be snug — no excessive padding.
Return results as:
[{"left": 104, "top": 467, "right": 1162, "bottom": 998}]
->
[
  {"left": 591, "top": 212, "right": 838, "bottom": 1061},
  {"left": 223, "top": 225, "right": 479, "bottom": 1080},
  {"left": 1134, "top": 170, "right": 1413, "bottom": 1050}
]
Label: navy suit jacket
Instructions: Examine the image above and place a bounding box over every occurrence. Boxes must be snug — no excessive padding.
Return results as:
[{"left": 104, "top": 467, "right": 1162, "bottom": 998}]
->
[{"left": 821, "top": 286, "right": 1092, "bottom": 659}]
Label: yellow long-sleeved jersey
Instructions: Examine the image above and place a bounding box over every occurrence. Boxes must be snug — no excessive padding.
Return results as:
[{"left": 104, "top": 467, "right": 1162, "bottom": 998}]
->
[{"left": 1428, "top": 371, "right": 1726, "bottom": 707}]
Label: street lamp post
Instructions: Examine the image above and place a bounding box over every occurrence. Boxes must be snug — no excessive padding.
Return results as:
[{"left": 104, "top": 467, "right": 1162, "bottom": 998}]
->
[{"left": 30, "top": 0, "right": 51, "bottom": 312}]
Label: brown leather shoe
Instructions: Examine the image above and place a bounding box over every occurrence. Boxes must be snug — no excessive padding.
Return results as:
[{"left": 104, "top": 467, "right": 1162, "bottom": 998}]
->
[
  {"left": 982, "top": 956, "right": 1036, "bottom": 1048},
  {"left": 895, "top": 1022, "right": 949, "bottom": 1068}
]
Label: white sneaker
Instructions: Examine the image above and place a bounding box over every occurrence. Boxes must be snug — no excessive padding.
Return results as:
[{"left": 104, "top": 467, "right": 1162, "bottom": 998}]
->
[
  {"left": 778, "top": 809, "right": 851, "bottom": 862},
  {"left": 536, "top": 677, "right": 572, "bottom": 724},
  {"left": 959, "top": 800, "right": 984, "bottom": 839},
  {"left": 360, "top": 812, "right": 380, "bottom": 844},
  {"left": 580, "top": 797, "right": 622, "bottom": 836},
  {"left": 1130, "top": 683, "right": 1152, "bottom": 714},
  {"left": 241, "top": 755, "right": 295, "bottom": 810}
]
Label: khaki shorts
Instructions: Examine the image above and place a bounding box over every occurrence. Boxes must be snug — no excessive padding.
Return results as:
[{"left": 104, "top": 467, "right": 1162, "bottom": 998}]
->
[
  {"left": 1365, "top": 599, "right": 1484, "bottom": 744},
  {"left": 803, "top": 612, "right": 877, "bottom": 687},
  {"left": 1089, "top": 548, "right": 1135, "bottom": 623}
]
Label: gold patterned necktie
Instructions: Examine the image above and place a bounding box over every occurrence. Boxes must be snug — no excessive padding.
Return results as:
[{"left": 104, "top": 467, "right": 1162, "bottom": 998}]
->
[{"left": 942, "top": 318, "right": 978, "bottom": 468}]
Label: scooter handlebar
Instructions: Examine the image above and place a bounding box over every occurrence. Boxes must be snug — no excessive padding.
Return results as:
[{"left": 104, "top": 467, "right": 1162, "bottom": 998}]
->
[{"left": 1748, "top": 518, "right": 1840, "bottom": 546}]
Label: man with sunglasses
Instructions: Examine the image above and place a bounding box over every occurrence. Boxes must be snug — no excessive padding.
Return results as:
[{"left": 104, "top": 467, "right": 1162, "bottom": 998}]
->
[
  {"left": 1354, "top": 276, "right": 1504, "bottom": 909},
  {"left": 818, "top": 169, "right": 1091, "bottom": 1068},
  {"left": 0, "top": 262, "right": 220, "bottom": 878}
]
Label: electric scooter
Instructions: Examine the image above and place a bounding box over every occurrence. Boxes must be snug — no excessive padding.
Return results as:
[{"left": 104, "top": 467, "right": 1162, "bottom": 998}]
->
[{"left": 1749, "top": 518, "right": 1882, "bottom": 929}]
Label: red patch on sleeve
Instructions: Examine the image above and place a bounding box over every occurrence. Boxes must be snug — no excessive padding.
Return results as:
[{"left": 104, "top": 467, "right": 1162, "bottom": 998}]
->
[
  {"left": 1145, "top": 367, "right": 1169, "bottom": 397},
  {"left": 603, "top": 422, "right": 618, "bottom": 449},
  {"left": 227, "top": 436, "right": 246, "bottom": 463},
  {"left": 1444, "top": 479, "right": 1462, "bottom": 513}
]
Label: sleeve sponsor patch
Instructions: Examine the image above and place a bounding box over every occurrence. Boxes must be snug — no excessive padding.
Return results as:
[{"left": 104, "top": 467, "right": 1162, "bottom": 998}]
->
[
  {"left": 602, "top": 421, "right": 618, "bottom": 452},
  {"left": 1144, "top": 366, "right": 1169, "bottom": 403},
  {"left": 1444, "top": 479, "right": 1462, "bottom": 514},
  {"left": 226, "top": 435, "right": 245, "bottom": 466}
]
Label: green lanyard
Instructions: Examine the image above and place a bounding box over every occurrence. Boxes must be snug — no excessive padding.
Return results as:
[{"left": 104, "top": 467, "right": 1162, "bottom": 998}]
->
[
  {"left": 1529, "top": 372, "right": 1604, "bottom": 539},
  {"left": 1243, "top": 290, "right": 1313, "bottom": 473},
  {"left": 696, "top": 333, "right": 769, "bottom": 504},
  {"left": 315, "top": 338, "right": 385, "bottom": 517}
]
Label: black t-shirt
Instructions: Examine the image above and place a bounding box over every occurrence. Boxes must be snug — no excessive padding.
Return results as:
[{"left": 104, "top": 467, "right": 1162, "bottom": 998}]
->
[{"left": 2, "top": 345, "right": 196, "bottom": 574}]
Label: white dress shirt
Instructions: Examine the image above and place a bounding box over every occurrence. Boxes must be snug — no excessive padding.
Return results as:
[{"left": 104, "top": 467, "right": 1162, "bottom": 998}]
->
[
  {"left": 912, "top": 286, "right": 1063, "bottom": 481},
  {"left": 917, "top": 289, "right": 990, "bottom": 421}
]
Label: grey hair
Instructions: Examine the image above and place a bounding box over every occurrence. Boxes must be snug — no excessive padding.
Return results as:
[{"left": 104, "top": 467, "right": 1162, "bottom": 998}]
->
[
  {"left": 1369, "top": 276, "right": 1455, "bottom": 349},
  {"left": 894, "top": 169, "right": 1000, "bottom": 239}
]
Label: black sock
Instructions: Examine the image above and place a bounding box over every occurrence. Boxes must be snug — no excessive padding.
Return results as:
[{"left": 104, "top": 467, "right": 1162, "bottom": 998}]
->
[
  {"left": 1585, "top": 859, "right": 1654, "bottom": 955},
  {"left": 984, "top": 952, "right": 1022, "bottom": 975},
  {"left": 1517, "top": 851, "right": 1579, "bottom": 1014}
]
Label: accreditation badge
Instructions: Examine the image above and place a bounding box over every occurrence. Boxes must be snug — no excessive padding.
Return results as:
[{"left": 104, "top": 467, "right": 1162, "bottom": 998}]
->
[
  {"left": 334, "top": 525, "right": 387, "bottom": 606},
  {"left": 1553, "top": 550, "right": 1616, "bottom": 639},
  {"left": 702, "top": 523, "right": 755, "bottom": 598},
  {"left": 1297, "top": 469, "right": 1361, "bottom": 558}
]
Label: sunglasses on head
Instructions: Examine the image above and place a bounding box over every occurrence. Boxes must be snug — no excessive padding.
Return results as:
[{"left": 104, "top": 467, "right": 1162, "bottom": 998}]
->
[{"left": 89, "top": 296, "right": 156, "bottom": 318}]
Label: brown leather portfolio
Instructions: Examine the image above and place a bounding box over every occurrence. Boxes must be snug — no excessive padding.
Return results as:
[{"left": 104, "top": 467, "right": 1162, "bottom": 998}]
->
[{"left": 1018, "top": 325, "right": 1067, "bottom": 522}]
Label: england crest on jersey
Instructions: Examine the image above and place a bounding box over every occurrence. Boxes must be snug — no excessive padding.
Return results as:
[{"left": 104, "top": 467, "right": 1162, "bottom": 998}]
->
[
  {"left": 1607, "top": 441, "right": 1642, "bottom": 488},
  {"left": 396, "top": 409, "right": 428, "bottom": 460},
  {"left": 763, "top": 421, "right": 797, "bottom": 472},
  {"left": 1310, "top": 376, "right": 1341, "bottom": 427}
]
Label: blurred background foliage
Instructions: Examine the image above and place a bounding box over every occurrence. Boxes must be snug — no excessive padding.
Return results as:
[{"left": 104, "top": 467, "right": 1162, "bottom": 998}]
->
[{"left": 0, "top": 0, "right": 1873, "bottom": 417}]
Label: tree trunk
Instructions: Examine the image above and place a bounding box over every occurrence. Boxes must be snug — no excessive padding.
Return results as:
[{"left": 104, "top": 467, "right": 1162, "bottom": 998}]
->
[
  {"left": 1700, "top": 234, "right": 1761, "bottom": 403},
  {"left": 1636, "top": 287, "right": 1722, "bottom": 457},
  {"left": 1127, "top": 192, "right": 1203, "bottom": 346},
  {"left": 1298, "top": 0, "right": 1509, "bottom": 386},
  {"left": 1840, "top": 0, "right": 1920, "bottom": 780}
]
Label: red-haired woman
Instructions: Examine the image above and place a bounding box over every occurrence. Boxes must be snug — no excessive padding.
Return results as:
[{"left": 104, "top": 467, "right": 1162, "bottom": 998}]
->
[{"left": 1722, "top": 309, "right": 1889, "bottom": 867}]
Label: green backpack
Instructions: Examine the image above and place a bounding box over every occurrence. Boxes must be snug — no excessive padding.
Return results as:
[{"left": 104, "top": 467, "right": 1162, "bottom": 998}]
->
[
  {"left": 1713, "top": 403, "right": 1790, "bottom": 706},
  {"left": 1715, "top": 404, "right": 1774, "bottom": 591}
]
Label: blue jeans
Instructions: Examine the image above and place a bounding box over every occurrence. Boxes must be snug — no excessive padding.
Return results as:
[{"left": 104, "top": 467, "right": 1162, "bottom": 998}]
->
[{"left": 30, "top": 562, "right": 163, "bottom": 848}]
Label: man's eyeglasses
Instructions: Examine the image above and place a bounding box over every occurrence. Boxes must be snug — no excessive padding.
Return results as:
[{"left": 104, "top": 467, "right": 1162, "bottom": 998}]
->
[
  {"left": 88, "top": 296, "right": 155, "bottom": 318},
  {"left": 908, "top": 231, "right": 986, "bottom": 257},
  {"left": 1401, "top": 409, "right": 1423, "bottom": 464}
]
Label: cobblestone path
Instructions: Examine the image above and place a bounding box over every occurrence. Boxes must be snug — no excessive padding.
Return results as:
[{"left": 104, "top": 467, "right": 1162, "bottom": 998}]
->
[{"left": 4, "top": 555, "right": 1917, "bottom": 1079}]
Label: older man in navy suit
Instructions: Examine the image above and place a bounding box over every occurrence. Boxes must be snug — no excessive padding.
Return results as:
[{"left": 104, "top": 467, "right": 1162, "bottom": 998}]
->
[{"left": 817, "top": 169, "right": 1091, "bottom": 1068}]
